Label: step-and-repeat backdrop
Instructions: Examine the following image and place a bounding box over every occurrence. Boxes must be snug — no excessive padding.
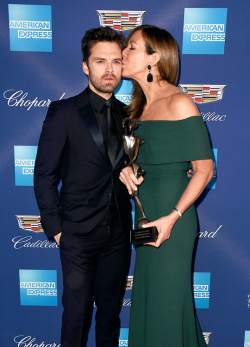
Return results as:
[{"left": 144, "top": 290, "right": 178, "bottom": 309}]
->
[{"left": 1, "top": 0, "right": 249, "bottom": 346}]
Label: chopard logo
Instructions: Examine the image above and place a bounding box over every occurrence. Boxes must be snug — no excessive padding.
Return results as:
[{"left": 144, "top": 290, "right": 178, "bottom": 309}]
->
[
  {"left": 12, "top": 236, "right": 59, "bottom": 249},
  {"left": 197, "top": 225, "right": 222, "bottom": 238},
  {"left": 14, "top": 335, "right": 60, "bottom": 347},
  {"left": 3, "top": 89, "right": 65, "bottom": 111}
]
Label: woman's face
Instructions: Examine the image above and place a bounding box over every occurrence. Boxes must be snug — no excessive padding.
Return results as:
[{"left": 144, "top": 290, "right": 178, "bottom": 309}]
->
[{"left": 122, "top": 30, "right": 150, "bottom": 80}]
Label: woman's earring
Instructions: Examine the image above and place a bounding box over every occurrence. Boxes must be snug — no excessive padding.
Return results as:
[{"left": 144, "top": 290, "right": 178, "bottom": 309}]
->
[{"left": 147, "top": 64, "right": 154, "bottom": 83}]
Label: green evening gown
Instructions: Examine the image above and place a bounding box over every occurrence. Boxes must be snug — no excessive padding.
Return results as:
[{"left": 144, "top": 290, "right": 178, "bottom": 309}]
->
[{"left": 128, "top": 116, "right": 213, "bottom": 347}]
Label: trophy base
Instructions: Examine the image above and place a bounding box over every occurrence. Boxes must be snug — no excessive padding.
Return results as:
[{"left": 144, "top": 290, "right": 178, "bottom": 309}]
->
[
  {"left": 131, "top": 218, "right": 158, "bottom": 245},
  {"left": 130, "top": 226, "right": 158, "bottom": 245}
]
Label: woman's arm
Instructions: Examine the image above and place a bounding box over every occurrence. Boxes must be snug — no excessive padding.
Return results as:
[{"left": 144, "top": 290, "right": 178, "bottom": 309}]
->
[
  {"left": 144, "top": 158, "right": 214, "bottom": 247},
  {"left": 175, "top": 159, "right": 214, "bottom": 215}
]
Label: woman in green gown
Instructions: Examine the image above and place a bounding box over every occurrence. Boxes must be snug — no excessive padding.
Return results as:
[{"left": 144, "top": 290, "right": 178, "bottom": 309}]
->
[{"left": 120, "top": 25, "right": 214, "bottom": 347}]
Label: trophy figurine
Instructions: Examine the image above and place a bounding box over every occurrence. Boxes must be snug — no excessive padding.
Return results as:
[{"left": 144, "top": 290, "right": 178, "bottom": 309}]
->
[{"left": 122, "top": 117, "right": 158, "bottom": 245}]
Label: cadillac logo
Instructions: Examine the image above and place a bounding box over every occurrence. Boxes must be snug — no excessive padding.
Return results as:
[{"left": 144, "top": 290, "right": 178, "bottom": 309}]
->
[
  {"left": 15, "top": 215, "right": 43, "bottom": 233},
  {"left": 203, "top": 332, "right": 212, "bottom": 345},
  {"left": 179, "top": 84, "right": 226, "bottom": 104},
  {"left": 125, "top": 276, "right": 133, "bottom": 290},
  {"left": 96, "top": 10, "right": 146, "bottom": 31}
]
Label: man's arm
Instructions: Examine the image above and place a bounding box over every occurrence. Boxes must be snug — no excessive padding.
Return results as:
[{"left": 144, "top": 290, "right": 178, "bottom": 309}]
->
[{"left": 34, "top": 101, "right": 67, "bottom": 240}]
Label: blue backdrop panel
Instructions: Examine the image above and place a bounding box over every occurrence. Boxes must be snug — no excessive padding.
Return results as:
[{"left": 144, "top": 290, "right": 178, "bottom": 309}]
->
[{"left": 0, "top": 0, "right": 249, "bottom": 346}]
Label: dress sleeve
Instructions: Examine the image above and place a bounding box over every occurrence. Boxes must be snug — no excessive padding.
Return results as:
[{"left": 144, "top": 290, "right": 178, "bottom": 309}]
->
[
  {"left": 174, "top": 116, "right": 213, "bottom": 162},
  {"left": 135, "top": 116, "right": 213, "bottom": 165}
]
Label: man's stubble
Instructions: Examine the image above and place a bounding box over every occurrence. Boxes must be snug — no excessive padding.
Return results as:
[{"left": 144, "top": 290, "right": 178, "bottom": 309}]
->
[{"left": 88, "top": 68, "right": 121, "bottom": 94}]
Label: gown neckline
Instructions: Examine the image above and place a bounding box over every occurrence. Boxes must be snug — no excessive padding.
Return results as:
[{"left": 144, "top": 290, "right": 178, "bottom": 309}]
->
[{"left": 138, "top": 115, "right": 201, "bottom": 123}]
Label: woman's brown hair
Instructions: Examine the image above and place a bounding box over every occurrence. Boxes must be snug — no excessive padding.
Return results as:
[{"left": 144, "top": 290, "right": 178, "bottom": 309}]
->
[{"left": 125, "top": 25, "right": 179, "bottom": 119}]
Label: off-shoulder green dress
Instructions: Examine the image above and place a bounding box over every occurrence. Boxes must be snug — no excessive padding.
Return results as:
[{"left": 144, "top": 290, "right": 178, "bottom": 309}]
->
[{"left": 129, "top": 116, "right": 213, "bottom": 347}]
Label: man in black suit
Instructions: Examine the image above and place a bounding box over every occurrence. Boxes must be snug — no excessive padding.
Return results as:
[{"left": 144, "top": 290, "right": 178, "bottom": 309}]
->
[{"left": 34, "top": 27, "right": 132, "bottom": 347}]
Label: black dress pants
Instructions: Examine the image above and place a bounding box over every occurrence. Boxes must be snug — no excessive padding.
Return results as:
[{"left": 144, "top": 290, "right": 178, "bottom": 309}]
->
[{"left": 59, "top": 205, "right": 130, "bottom": 347}]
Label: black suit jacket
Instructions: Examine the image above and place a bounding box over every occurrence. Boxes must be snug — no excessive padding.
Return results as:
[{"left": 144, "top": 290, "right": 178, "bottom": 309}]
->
[{"left": 34, "top": 88, "right": 132, "bottom": 240}]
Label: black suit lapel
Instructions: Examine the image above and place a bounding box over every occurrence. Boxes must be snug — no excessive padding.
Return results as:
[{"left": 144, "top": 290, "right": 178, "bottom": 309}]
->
[
  {"left": 77, "top": 90, "right": 109, "bottom": 162},
  {"left": 113, "top": 99, "right": 128, "bottom": 168}
]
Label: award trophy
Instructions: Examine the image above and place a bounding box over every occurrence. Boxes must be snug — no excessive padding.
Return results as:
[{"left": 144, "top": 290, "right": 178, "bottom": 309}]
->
[{"left": 122, "top": 118, "right": 158, "bottom": 245}]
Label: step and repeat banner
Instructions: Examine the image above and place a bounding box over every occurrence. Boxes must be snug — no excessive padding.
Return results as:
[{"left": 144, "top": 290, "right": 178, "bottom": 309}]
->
[{"left": 0, "top": 0, "right": 249, "bottom": 346}]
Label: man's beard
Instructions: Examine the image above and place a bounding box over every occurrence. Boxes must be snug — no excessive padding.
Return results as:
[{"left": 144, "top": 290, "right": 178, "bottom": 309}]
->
[{"left": 88, "top": 69, "right": 120, "bottom": 93}]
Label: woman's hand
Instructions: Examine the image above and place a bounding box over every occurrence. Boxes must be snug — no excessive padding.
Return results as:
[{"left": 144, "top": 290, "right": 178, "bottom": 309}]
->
[
  {"left": 119, "top": 166, "right": 144, "bottom": 195},
  {"left": 142, "top": 211, "right": 179, "bottom": 248},
  {"left": 187, "top": 168, "right": 194, "bottom": 178}
]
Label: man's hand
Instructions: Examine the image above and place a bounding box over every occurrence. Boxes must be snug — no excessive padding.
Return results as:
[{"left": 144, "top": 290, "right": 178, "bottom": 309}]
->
[
  {"left": 54, "top": 232, "right": 62, "bottom": 246},
  {"left": 119, "top": 166, "right": 144, "bottom": 195}
]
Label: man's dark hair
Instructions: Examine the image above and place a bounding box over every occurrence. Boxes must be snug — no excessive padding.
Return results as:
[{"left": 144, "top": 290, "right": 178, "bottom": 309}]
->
[{"left": 81, "top": 26, "right": 125, "bottom": 63}]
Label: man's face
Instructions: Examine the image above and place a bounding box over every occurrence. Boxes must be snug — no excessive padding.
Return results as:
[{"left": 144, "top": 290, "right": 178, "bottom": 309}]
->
[{"left": 82, "top": 41, "right": 122, "bottom": 95}]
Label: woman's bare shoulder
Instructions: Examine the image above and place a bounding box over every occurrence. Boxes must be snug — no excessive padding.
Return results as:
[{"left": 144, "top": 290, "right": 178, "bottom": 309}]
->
[{"left": 161, "top": 92, "right": 201, "bottom": 120}]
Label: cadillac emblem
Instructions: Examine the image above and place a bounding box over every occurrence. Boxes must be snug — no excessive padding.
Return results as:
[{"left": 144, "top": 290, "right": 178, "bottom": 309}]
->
[
  {"left": 179, "top": 84, "right": 226, "bottom": 104},
  {"left": 96, "top": 10, "right": 146, "bottom": 31},
  {"left": 15, "top": 215, "right": 44, "bottom": 233},
  {"left": 125, "top": 276, "right": 133, "bottom": 290}
]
